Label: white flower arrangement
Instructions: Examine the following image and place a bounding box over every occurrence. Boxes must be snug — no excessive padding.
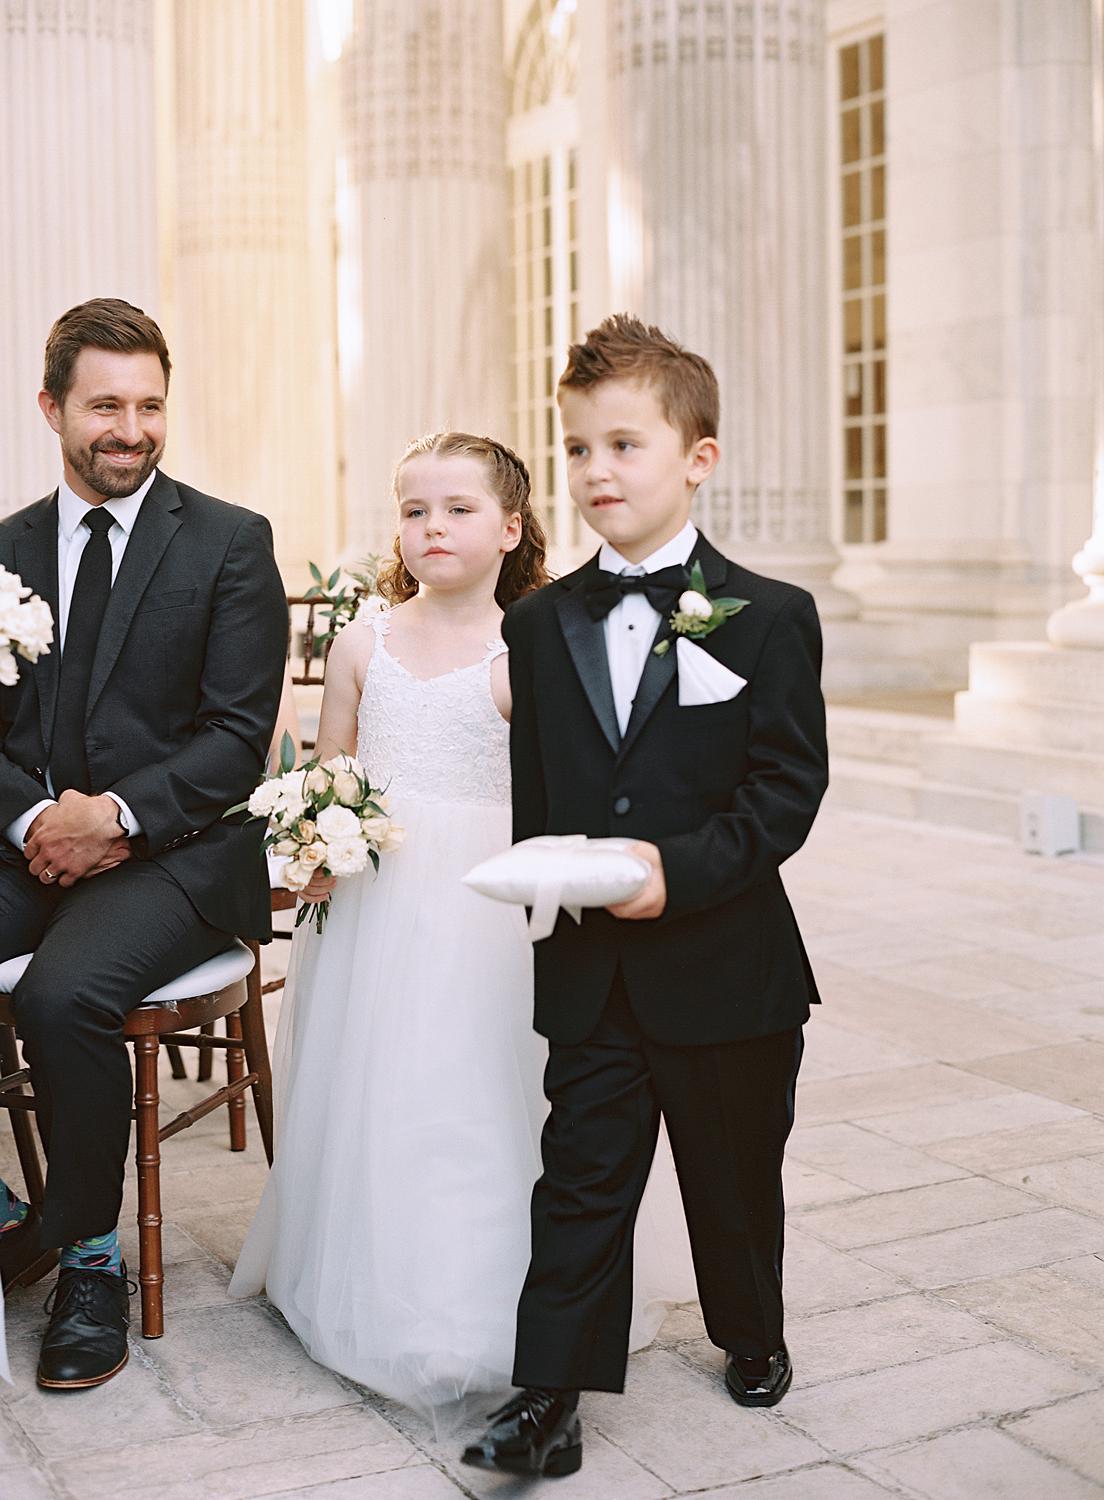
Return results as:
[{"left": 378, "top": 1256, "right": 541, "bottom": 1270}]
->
[
  {"left": 229, "top": 736, "right": 404, "bottom": 932},
  {"left": 653, "top": 561, "right": 750, "bottom": 657},
  {"left": 0, "top": 565, "right": 54, "bottom": 687}
]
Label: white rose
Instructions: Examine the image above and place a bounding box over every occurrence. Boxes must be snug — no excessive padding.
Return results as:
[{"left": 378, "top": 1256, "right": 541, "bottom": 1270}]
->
[
  {"left": 275, "top": 769, "right": 307, "bottom": 821},
  {"left": 297, "top": 840, "right": 328, "bottom": 870},
  {"left": 282, "top": 858, "right": 314, "bottom": 891},
  {"left": 677, "top": 590, "right": 713, "bottom": 620},
  {"left": 247, "top": 780, "right": 283, "bottom": 818},
  {"left": 380, "top": 823, "right": 406, "bottom": 853},
  {"left": 0, "top": 646, "right": 17, "bottom": 687},
  {"left": 325, "top": 837, "right": 370, "bottom": 876},
  {"left": 304, "top": 765, "right": 330, "bottom": 797},
  {"left": 359, "top": 814, "right": 391, "bottom": 843},
  {"left": 316, "top": 803, "right": 361, "bottom": 841},
  {"left": 332, "top": 769, "right": 362, "bottom": 806},
  {"left": 14, "top": 597, "right": 53, "bottom": 660},
  {"left": 272, "top": 836, "right": 300, "bottom": 856},
  {"left": 322, "top": 753, "right": 360, "bottom": 775}
]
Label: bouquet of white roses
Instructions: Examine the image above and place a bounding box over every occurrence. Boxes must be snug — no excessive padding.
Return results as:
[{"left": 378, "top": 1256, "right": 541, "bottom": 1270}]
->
[
  {"left": 229, "top": 735, "right": 404, "bottom": 933},
  {"left": 0, "top": 565, "right": 54, "bottom": 686}
]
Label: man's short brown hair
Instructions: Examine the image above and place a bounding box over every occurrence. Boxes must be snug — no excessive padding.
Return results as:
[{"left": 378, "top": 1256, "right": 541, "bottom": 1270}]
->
[
  {"left": 43, "top": 298, "right": 172, "bottom": 404},
  {"left": 558, "top": 313, "right": 719, "bottom": 450}
]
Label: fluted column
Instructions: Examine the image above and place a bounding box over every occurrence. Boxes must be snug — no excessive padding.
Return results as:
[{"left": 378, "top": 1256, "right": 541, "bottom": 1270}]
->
[
  {"left": 0, "top": 0, "right": 158, "bottom": 513},
  {"left": 166, "top": 0, "right": 337, "bottom": 584},
  {"left": 1048, "top": 0, "right": 1104, "bottom": 650},
  {"left": 338, "top": 0, "right": 511, "bottom": 556},
  {"left": 606, "top": 0, "right": 853, "bottom": 615}
]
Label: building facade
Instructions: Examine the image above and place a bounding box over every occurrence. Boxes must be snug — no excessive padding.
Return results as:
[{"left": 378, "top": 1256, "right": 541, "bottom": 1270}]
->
[{"left": 3, "top": 0, "right": 1102, "bottom": 838}]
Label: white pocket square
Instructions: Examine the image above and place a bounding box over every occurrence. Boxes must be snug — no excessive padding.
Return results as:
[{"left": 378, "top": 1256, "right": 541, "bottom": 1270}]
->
[{"left": 676, "top": 636, "right": 747, "bottom": 706}]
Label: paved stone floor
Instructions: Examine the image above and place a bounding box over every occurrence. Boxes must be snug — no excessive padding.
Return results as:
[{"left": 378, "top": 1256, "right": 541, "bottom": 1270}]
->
[{"left": 2, "top": 800, "right": 1104, "bottom": 1499}]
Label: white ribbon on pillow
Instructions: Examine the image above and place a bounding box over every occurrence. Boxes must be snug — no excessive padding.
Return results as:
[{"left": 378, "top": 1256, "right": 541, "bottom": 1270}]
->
[{"left": 463, "top": 835, "right": 650, "bottom": 941}]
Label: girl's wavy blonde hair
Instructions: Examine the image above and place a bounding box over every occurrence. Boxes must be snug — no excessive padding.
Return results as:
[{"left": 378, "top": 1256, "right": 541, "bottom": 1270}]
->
[{"left": 377, "top": 431, "right": 551, "bottom": 608}]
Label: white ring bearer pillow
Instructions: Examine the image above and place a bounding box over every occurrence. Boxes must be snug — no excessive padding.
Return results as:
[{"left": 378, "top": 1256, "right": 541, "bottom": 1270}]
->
[{"left": 463, "top": 835, "right": 650, "bottom": 940}]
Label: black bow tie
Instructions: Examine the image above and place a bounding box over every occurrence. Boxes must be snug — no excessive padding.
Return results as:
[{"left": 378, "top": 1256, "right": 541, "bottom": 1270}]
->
[{"left": 584, "top": 564, "right": 690, "bottom": 623}]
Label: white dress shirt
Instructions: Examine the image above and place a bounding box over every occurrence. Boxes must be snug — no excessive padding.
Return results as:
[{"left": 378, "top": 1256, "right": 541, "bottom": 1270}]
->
[
  {"left": 597, "top": 521, "right": 698, "bottom": 735},
  {"left": 4, "top": 471, "right": 158, "bottom": 849}
]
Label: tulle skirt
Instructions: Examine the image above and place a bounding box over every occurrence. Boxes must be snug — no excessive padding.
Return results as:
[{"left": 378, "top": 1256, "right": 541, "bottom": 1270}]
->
[{"left": 230, "top": 796, "right": 695, "bottom": 1414}]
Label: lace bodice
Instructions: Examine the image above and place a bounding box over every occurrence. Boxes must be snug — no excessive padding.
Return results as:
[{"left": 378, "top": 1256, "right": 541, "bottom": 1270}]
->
[{"left": 355, "top": 608, "right": 510, "bottom": 806}]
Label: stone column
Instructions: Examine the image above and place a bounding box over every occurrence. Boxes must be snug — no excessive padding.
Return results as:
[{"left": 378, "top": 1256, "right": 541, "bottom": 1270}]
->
[
  {"left": 605, "top": 0, "right": 854, "bottom": 617},
  {"left": 870, "top": 0, "right": 1096, "bottom": 643},
  {"left": 0, "top": 0, "right": 159, "bottom": 513},
  {"left": 1048, "top": 0, "right": 1104, "bottom": 650},
  {"left": 165, "top": 0, "right": 338, "bottom": 585},
  {"left": 337, "top": 0, "right": 511, "bottom": 556}
]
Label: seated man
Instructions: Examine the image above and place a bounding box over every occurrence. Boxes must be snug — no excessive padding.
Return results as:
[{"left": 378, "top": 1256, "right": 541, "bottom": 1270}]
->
[{"left": 0, "top": 298, "right": 287, "bottom": 1389}]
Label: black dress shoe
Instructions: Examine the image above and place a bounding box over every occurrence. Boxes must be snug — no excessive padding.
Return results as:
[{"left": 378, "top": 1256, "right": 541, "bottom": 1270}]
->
[
  {"left": 37, "top": 1265, "right": 133, "bottom": 1390},
  {"left": 0, "top": 1209, "right": 59, "bottom": 1291},
  {"left": 725, "top": 1344, "right": 793, "bottom": 1407},
  {"left": 462, "top": 1388, "right": 583, "bottom": 1477}
]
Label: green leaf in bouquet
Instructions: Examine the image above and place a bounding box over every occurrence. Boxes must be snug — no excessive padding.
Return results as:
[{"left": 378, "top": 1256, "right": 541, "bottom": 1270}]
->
[
  {"left": 363, "top": 798, "right": 387, "bottom": 817},
  {"left": 368, "top": 847, "right": 380, "bottom": 873},
  {"left": 713, "top": 596, "right": 750, "bottom": 614},
  {"left": 689, "top": 560, "right": 708, "bottom": 595},
  {"left": 222, "top": 799, "right": 250, "bottom": 819},
  {"left": 308, "top": 561, "right": 324, "bottom": 584},
  {"left": 279, "top": 730, "right": 296, "bottom": 774},
  {"left": 327, "top": 567, "right": 341, "bottom": 590}
]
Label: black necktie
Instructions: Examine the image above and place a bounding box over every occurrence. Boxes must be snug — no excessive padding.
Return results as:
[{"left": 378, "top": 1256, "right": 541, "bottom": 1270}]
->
[
  {"left": 584, "top": 563, "right": 690, "bottom": 623},
  {"left": 50, "top": 507, "right": 117, "bottom": 795}
]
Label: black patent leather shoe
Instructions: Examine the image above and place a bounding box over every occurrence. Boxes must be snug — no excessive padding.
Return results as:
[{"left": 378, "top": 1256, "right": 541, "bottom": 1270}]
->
[
  {"left": 725, "top": 1344, "right": 793, "bottom": 1407},
  {"left": 0, "top": 1208, "right": 59, "bottom": 1291},
  {"left": 36, "top": 1265, "right": 133, "bottom": 1390},
  {"left": 461, "top": 1388, "right": 583, "bottom": 1477}
]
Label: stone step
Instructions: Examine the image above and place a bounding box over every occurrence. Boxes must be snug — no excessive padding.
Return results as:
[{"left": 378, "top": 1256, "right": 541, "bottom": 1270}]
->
[
  {"left": 923, "top": 736, "right": 1104, "bottom": 811},
  {"left": 953, "top": 692, "right": 1104, "bottom": 756},
  {"left": 829, "top": 752, "right": 1104, "bottom": 853},
  {"left": 827, "top": 705, "right": 946, "bottom": 768},
  {"left": 967, "top": 640, "right": 1104, "bottom": 708}
]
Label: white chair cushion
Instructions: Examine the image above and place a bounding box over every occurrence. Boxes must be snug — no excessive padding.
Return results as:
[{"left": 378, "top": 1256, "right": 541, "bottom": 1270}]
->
[
  {"left": 463, "top": 835, "right": 649, "bottom": 942},
  {"left": 0, "top": 940, "right": 254, "bottom": 1006}
]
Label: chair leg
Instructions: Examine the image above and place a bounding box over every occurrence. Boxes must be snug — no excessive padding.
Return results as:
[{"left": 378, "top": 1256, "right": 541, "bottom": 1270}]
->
[
  {"left": 133, "top": 1034, "right": 164, "bottom": 1338},
  {"left": 225, "top": 1011, "right": 247, "bottom": 1151},
  {"left": 196, "top": 1023, "right": 215, "bottom": 1082},
  {"left": 165, "top": 1043, "right": 188, "bottom": 1081},
  {"left": 239, "top": 942, "right": 274, "bottom": 1165},
  {"left": 0, "top": 1024, "right": 45, "bottom": 1210}
]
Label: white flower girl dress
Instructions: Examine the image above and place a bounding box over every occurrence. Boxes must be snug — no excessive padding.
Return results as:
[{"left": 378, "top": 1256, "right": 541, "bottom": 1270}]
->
[{"left": 231, "top": 607, "right": 694, "bottom": 1412}]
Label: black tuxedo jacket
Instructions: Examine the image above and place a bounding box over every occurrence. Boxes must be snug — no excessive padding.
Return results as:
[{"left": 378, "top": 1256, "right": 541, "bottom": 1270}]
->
[
  {"left": 0, "top": 472, "right": 289, "bottom": 939},
  {"left": 503, "top": 533, "right": 828, "bottom": 1046}
]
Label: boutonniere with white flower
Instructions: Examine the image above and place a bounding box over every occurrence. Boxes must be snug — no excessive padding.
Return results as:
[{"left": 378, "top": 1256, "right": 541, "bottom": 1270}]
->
[
  {"left": 225, "top": 734, "right": 405, "bottom": 933},
  {"left": 0, "top": 564, "right": 54, "bottom": 686},
  {"left": 653, "top": 561, "right": 749, "bottom": 657}
]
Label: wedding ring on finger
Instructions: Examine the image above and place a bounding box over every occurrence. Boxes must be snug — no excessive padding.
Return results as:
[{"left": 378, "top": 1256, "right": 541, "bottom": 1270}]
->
[{"left": 42, "top": 867, "right": 56, "bottom": 883}]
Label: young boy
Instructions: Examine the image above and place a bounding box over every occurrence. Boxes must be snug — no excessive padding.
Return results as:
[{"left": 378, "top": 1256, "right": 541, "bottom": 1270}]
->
[{"left": 463, "top": 314, "right": 828, "bottom": 1478}]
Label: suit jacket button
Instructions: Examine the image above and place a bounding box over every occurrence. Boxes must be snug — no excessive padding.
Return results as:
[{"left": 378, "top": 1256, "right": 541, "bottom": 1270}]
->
[{"left": 613, "top": 795, "right": 631, "bottom": 816}]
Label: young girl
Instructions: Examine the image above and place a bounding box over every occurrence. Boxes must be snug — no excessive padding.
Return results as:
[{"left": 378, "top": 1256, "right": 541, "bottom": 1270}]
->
[{"left": 231, "top": 432, "right": 693, "bottom": 1414}]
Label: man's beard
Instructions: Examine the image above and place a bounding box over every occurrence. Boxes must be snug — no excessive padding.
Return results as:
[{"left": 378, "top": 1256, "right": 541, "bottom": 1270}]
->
[{"left": 66, "top": 436, "right": 163, "bottom": 499}]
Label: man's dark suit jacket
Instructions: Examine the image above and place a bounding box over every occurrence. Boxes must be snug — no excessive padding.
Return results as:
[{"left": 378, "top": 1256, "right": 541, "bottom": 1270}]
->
[
  {"left": 0, "top": 471, "right": 289, "bottom": 939},
  {"left": 503, "top": 533, "right": 829, "bottom": 1047}
]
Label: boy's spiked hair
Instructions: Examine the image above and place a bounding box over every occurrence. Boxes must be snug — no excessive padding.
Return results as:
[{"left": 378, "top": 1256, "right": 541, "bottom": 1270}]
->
[{"left": 557, "top": 313, "right": 719, "bottom": 450}]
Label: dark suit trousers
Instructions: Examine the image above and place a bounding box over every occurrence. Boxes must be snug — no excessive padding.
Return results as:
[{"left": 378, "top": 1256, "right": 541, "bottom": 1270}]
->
[
  {"left": 512, "top": 974, "right": 803, "bottom": 1393},
  {"left": 0, "top": 844, "right": 230, "bottom": 1248}
]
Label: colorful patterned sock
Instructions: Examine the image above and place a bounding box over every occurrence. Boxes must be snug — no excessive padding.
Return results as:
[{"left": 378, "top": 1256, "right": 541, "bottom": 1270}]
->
[
  {"left": 59, "top": 1229, "right": 122, "bottom": 1275},
  {"left": 0, "top": 1179, "right": 29, "bottom": 1233}
]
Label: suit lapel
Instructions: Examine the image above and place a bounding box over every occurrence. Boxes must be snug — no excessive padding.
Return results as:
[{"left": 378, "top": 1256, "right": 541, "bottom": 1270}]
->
[
  {"left": 13, "top": 495, "right": 62, "bottom": 751},
  {"left": 86, "top": 473, "right": 182, "bottom": 718},
  {"left": 616, "top": 531, "right": 730, "bottom": 759},
  {"left": 555, "top": 561, "right": 620, "bottom": 755}
]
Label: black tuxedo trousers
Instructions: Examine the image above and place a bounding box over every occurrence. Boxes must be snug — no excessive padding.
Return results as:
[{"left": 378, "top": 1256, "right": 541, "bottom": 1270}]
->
[{"left": 512, "top": 973, "right": 803, "bottom": 1391}]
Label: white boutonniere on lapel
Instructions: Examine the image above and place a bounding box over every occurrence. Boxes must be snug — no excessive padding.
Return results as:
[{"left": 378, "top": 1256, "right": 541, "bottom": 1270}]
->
[
  {"left": 0, "top": 565, "right": 54, "bottom": 686},
  {"left": 653, "top": 561, "right": 749, "bottom": 657}
]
